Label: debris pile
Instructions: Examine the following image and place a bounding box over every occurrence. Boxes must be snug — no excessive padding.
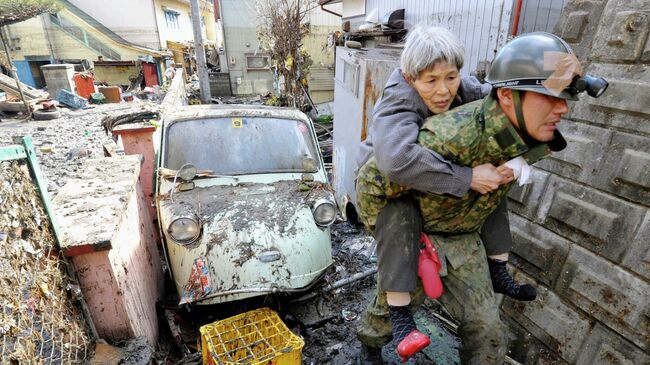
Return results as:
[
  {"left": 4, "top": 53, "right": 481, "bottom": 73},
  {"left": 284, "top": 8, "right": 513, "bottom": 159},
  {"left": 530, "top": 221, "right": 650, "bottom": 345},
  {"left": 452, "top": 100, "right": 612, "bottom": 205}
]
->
[
  {"left": 0, "top": 101, "right": 156, "bottom": 195},
  {"left": 101, "top": 109, "right": 160, "bottom": 135},
  {"left": 313, "top": 119, "right": 333, "bottom": 164},
  {"left": 0, "top": 161, "right": 91, "bottom": 364}
]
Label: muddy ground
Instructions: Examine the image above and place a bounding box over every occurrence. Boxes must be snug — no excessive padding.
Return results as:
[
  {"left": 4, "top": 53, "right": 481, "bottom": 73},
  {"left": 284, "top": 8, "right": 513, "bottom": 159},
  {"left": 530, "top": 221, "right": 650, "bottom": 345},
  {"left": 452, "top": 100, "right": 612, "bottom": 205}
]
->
[
  {"left": 0, "top": 103, "right": 459, "bottom": 365},
  {"left": 154, "top": 221, "right": 459, "bottom": 365}
]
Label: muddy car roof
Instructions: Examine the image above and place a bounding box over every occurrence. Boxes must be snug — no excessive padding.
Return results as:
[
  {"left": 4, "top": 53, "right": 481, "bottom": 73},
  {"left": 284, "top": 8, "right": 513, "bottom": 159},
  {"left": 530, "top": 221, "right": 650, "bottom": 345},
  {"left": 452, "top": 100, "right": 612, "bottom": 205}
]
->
[{"left": 162, "top": 104, "right": 310, "bottom": 126}]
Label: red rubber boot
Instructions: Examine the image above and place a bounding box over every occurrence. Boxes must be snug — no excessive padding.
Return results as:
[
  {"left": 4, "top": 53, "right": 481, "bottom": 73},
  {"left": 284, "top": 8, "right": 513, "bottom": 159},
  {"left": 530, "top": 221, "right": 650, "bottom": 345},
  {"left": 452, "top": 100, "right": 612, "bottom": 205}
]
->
[{"left": 396, "top": 329, "right": 431, "bottom": 362}]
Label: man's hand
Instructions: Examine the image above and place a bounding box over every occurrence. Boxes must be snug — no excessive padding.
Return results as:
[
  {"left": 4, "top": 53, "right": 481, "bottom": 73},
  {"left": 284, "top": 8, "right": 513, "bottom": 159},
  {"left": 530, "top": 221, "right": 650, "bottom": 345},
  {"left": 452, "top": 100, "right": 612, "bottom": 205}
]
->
[{"left": 470, "top": 163, "right": 514, "bottom": 194}]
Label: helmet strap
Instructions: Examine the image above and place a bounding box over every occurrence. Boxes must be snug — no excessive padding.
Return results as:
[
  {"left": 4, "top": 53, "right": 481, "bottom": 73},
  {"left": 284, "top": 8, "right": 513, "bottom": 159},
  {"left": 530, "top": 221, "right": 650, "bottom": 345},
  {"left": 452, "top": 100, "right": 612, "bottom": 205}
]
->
[{"left": 512, "top": 90, "right": 530, "bottom": 141}]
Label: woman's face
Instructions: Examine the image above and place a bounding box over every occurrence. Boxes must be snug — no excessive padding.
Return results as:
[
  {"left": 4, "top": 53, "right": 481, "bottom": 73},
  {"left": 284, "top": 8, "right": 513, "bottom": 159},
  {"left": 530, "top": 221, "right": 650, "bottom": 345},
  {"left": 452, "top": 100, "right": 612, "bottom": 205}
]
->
[{"left": 409, "top": 61, "right": 461, "bottom": 114}]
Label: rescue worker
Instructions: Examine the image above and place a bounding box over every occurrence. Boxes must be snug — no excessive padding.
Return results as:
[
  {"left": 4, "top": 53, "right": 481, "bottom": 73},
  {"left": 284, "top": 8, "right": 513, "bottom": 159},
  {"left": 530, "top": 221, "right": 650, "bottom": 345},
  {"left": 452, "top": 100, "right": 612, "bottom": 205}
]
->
[
  {"left": 356, "top": 31, "right": 604, "bottom": 363},
  {"left": 355, "top": 25, "right": 523, "bottom": 364}
]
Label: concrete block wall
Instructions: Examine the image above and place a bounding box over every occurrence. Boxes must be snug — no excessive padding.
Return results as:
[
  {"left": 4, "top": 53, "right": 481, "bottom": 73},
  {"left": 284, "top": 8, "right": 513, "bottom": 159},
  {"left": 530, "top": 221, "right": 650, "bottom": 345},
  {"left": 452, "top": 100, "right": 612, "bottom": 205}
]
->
[
  {"left": 41, "top": 64, "right": 75, "bottom": 98},
  {"left": 502, "top": 1, "right": 650, "bottom": 364},
  {"left": 53, "top": 156, "right": 164, "bottom": 345}
]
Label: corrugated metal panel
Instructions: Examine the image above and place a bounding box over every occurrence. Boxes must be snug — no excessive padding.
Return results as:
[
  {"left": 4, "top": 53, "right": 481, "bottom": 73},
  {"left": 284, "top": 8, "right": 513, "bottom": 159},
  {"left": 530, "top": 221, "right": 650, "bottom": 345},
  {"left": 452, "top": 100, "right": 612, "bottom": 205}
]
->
[
  {"left": 363, "top": 0, "right": 514, "bottom": 76},
  {"left": 307, "top": 3, "right": 342, "bottom": 26},
  {"left": 309, "top": 66, "right": 335, "bottom": 91},
  {"left": 517, "top": 0, "right": 569, "bottom": 34}
]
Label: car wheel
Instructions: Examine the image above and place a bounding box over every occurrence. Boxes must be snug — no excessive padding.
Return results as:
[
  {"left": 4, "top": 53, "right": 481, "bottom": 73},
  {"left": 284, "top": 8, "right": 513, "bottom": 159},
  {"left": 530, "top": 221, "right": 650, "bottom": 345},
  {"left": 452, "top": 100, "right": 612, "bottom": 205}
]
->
[{"left": 33, "top": 109, "right": 62, "bottom": 120}]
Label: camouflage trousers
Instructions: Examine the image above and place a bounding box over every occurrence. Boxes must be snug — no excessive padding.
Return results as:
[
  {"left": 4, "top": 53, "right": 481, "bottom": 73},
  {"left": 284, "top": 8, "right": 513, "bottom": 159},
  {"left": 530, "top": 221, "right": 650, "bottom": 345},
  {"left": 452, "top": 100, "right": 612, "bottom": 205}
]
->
[{"left": 357, "top": 231, "right": 508, "bottom": 365}]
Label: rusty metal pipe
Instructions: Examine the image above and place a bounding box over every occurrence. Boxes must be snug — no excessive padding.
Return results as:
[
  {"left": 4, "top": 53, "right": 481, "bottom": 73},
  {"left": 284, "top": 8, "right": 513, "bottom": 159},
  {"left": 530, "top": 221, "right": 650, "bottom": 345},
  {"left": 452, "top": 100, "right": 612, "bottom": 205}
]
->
[
  {"left": 290, "top": 266, "right": 377, "bottom": 302},
  {"left": 320, "top": 3, "right": 342, "bottom": 18},
  {"left": 510, "top": 0, "right": 523, "bottom": 36},
  {"left": 190, "top": 267, "right": 376, "bottom": 304}
]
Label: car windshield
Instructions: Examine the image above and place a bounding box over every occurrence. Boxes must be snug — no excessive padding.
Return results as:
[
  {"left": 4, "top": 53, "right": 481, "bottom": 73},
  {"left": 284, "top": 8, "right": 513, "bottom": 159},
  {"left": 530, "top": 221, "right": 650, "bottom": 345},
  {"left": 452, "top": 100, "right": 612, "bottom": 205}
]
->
[{"left": 163, "top": 116, "right": 320, "bottom": 175}]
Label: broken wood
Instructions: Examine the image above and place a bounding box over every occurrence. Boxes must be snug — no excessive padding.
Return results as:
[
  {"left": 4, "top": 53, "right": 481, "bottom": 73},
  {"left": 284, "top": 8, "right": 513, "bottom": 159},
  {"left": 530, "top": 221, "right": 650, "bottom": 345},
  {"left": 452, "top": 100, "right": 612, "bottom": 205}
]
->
[
  {"left": 165, "top": 310, "right": 191, "bottom": 356},
  {"left": 0, "top": 100, "right": 31, "bottom": 113},
  {"left": 0, "top": 66, "right": 49, "bottom": 100},
  {"left": 102, "top": 142, "right": 117, "bottom": 157}
]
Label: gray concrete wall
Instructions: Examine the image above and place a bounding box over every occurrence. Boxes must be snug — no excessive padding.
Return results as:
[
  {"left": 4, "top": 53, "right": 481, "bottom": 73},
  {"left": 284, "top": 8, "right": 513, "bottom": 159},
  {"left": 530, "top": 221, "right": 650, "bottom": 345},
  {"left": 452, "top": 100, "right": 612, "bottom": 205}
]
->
[
  {"left": 220, "top": 0, "right": 274, "bottom": 96},
  {"left": 502, "top": 1, "right": 650, "bottom": 364},
  {"left": 40, "top": 64, "right": 76, "bottom": 99}
]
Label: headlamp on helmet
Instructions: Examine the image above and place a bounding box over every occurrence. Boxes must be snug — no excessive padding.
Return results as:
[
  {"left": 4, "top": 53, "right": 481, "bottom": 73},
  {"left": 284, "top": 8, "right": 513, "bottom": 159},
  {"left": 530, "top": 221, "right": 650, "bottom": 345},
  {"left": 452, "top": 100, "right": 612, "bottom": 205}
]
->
[{"left": 566, "top": 74, "right": 609, "bottom": 98}]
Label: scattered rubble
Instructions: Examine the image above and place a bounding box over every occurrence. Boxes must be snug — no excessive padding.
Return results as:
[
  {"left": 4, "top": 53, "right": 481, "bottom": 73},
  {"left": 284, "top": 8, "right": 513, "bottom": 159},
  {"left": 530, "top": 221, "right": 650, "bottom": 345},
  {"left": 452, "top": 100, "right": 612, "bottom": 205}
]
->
[
  {"left": 0, "top": 95, "right": 458, "bottom": 365},
  {"left": 0, "top": 160, "right": 91, "bottom": 364},
  {"left": 0, "top": 100, "right": 159, "bottom": 197}
]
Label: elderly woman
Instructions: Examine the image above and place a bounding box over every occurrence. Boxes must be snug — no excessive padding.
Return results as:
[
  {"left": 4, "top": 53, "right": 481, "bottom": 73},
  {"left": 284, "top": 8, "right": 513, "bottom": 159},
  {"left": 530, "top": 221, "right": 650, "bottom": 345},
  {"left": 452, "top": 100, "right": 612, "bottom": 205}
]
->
[{"left": 355, "top": 26, "right": 532, "bottom": 363}]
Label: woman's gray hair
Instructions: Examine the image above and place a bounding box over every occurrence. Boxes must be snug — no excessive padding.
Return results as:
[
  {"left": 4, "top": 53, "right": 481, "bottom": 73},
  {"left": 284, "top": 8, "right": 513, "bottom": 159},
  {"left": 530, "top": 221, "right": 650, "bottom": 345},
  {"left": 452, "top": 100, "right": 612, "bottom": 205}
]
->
[{"left": 400, "top": 25, "right": 464, "bottom": 80}]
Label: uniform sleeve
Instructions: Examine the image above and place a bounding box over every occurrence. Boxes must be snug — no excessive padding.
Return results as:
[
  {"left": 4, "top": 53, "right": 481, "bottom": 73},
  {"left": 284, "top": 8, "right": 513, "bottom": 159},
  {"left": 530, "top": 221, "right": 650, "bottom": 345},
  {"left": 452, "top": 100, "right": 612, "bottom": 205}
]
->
[{"left": 372, "top": 85, "right": 472, "bottom": 198}]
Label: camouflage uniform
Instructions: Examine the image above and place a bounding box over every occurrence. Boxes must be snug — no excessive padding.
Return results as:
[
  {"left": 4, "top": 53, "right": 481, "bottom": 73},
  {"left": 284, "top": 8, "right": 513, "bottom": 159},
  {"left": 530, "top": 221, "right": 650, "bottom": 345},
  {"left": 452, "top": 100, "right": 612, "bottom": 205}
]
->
[{"left": 356, "top": 96, "right": 565, "bottom": 363}]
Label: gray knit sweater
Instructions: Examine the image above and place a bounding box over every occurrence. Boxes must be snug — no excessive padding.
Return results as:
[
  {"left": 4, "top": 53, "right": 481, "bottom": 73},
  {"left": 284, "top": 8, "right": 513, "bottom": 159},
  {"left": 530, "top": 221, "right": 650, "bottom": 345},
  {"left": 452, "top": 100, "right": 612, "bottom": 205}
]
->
[{"left": 356, "top": 68, "right": 491, "bottom": 198}]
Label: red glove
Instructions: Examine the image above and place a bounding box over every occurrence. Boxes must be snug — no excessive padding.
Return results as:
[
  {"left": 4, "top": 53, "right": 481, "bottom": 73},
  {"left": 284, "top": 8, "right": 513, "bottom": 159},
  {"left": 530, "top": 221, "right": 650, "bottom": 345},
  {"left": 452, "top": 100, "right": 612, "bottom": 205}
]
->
[{"left": 418, "top": 233, "right": 443, "bottom": 299}]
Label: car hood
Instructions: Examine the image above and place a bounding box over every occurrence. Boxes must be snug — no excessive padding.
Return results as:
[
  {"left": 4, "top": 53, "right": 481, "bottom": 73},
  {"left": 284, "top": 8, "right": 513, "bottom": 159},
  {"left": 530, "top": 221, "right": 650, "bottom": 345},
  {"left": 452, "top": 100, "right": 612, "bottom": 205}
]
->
[
  {"left": 158, "top": 180, "right": 332, "bottom": 236},
  {"left": 158, "top": 179, "right": 334, "bottom": 304}
]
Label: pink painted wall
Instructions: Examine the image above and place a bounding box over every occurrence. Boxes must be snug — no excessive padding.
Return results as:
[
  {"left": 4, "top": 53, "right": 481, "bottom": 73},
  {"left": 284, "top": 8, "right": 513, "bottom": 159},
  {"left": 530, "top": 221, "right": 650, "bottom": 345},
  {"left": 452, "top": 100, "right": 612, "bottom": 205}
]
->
[
  {"left": 115, "top": 126, "right": 157, "bottom": 221},
  {"left": 72, "top": 177, "right": 163, "bottom": 344},
  {"left": 57, "top": 156, "right": 164, "bottom": 345}
]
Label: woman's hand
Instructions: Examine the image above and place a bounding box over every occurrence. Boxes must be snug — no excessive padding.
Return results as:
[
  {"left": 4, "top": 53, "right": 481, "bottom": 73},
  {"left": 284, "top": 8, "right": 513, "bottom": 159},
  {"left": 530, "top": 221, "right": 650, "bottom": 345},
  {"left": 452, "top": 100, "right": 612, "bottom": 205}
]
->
[
  {"left": 470, "top": 163, "right": 514, "bottom": 194},
  {"left": 496, "top": 164, "right": 515, "bottom": 182}
]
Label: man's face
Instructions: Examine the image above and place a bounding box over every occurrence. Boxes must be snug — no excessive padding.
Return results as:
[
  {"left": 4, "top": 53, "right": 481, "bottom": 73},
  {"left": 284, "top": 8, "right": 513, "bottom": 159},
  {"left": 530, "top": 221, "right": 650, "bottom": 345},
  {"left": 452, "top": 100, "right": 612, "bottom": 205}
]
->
[
  {"left": 409, "top": 61, "right": 461, "bottom": 114},
  {"left": 521, "top": 92, "right": 569, "bottom": 142}
]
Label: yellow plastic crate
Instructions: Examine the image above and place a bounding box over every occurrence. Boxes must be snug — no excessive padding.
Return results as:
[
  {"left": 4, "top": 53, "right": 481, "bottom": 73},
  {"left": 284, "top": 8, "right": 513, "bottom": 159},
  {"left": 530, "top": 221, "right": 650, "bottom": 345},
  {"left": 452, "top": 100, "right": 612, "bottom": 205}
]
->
[{"left": 200, "top": 307, "right": 305, "bottom": 365}]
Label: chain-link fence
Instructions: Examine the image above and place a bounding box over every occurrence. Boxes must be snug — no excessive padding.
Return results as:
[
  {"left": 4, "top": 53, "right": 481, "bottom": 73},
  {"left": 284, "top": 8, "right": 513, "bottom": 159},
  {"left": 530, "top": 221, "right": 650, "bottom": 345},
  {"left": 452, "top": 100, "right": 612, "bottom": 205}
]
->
[{"left": 1, "top": 160, "right": 91, "bottom": 364}]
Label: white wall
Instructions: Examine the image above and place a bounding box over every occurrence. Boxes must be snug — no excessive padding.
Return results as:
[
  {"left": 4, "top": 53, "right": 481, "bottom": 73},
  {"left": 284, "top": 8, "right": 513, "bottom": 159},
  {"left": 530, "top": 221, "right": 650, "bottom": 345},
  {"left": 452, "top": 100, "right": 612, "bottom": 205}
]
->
[
  {"left": 343, "top": 0, "right": 365, "bottom": 17},
  {"left": 155, "top": 0, "right": 214, "bottom": 45},
  {"left": 68, "top": 0, "right": 160, "bottom": 50},
  {"left": 358, "top": 0, "right": 515, "bottom": 77},
  {"left": 307, "top": 2, "right": 342, "bottom": 26}
]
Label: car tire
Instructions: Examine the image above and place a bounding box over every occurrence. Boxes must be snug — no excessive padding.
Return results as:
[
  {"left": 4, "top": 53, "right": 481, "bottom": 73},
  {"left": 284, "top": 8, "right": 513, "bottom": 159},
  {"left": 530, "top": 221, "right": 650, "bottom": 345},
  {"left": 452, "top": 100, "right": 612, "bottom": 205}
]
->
[{"left": 33, "top": 109, "right": 62, "bottom": 120}]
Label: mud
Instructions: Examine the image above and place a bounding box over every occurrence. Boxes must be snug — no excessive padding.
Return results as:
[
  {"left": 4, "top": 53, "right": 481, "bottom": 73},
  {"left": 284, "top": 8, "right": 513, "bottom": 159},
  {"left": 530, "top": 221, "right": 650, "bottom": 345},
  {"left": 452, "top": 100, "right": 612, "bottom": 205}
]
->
[
  {"left": 155, "top": 222, "right": 459, "bottom": 365},
  {"left": 0, "top": 101, "right": 157, "bottom": 197},
  {"left": 118, "top": 337, "right": 155, "bottom": 365},
  {"left": 161, "top": 180, "right": 332, "bottom": 235},
  {"left": 0, "top": 102, "right": 459, "bottom": 365}
]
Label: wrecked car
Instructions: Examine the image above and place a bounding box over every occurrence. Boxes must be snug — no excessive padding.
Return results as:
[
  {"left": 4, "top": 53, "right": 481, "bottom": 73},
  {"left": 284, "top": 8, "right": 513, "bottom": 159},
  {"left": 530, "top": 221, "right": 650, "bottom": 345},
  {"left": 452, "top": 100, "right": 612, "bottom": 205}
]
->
[{"left": 155, "top": 105, "right": 335, "bottom": 305}]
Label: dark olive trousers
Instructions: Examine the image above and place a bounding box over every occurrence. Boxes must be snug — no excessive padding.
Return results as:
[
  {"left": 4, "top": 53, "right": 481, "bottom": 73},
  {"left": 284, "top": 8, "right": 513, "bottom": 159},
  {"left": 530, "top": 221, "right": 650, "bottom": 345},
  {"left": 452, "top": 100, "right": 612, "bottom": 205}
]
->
[{"left": 357, "top": 195, "right": 510, "bottom": 364}]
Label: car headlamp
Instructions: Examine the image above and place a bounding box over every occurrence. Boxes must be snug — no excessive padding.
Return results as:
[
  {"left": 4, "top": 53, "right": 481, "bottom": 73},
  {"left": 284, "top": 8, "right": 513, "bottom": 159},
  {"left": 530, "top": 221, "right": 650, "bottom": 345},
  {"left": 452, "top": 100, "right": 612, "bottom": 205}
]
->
[
  {"left": 312, "top": 198, "right": 337, "bottom": 227},
  {"left": 567, "top": 74, "right": 609, "bottom": 98},
  {"left": 168, "top": 217, "right": 201, "bottom": 243}
]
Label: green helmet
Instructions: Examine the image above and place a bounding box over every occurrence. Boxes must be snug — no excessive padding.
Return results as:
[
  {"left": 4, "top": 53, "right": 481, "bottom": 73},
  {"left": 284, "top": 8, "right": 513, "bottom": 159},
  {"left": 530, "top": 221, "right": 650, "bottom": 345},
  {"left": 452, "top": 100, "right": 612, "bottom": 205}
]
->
[{"left": 486, "top": 32, "right": 580, "bottom": 101}]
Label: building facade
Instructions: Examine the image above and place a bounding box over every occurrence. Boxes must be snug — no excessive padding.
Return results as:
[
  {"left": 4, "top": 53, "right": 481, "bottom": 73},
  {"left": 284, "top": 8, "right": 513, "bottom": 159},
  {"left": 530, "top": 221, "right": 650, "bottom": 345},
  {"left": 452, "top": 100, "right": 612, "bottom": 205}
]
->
[
  {"left": 218, "top": 0, "right": 340, "bottom": 98},
  {"left": 2, "top": 0, "right": 218, "bottom": 88}
]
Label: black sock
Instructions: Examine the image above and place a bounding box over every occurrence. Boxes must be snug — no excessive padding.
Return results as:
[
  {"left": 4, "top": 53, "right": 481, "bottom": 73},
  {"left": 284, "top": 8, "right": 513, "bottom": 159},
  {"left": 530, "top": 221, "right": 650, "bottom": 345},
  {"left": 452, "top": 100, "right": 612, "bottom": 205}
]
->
[
  {"left": 389, "top": 305, "right": 416, "bottom": 344},
  {"left": 488, "top": 258, "right": 537, "bottom": 301}
]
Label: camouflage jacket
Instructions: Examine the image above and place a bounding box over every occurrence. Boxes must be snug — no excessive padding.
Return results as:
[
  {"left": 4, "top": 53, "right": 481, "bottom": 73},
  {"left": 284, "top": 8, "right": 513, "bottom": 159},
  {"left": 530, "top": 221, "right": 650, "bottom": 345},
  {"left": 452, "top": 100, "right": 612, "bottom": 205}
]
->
[{"left": 356, "top": 96, "right": 566, "bottom": 233}]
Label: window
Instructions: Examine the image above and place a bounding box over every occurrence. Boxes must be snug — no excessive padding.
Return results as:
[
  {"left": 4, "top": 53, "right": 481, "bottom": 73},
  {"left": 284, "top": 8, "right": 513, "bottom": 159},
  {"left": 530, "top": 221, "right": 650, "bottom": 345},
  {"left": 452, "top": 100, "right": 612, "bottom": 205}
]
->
[
  {"left": 245, "top": 54, "right": 271, "bottom": 70},
  {"left": 164, "top": 117, "right": 319, "bottom": 175},
  {"left": 164, "top": 8, "right": 180, "bottom": 29}
]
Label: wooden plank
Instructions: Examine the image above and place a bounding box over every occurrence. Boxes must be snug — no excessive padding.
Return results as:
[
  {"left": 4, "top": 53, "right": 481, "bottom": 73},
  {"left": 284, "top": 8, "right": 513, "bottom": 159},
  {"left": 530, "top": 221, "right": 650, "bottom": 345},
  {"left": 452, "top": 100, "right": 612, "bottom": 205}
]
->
[
  {"left": 0, "top": 101, "right": 30, "bottom": 113},
  {"left": 0, "top": 144, "right": 27, "bottom": 161},
  {"left": 0, "top": 72, "right": 49, "bottom": 100}
]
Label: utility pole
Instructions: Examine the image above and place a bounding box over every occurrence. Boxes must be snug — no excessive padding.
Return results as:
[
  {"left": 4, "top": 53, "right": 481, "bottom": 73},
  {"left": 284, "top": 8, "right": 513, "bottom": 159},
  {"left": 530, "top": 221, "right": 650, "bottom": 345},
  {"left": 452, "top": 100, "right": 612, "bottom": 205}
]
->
[{"left": 190, "top": 0, "right": 211, "bottom": 104}]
